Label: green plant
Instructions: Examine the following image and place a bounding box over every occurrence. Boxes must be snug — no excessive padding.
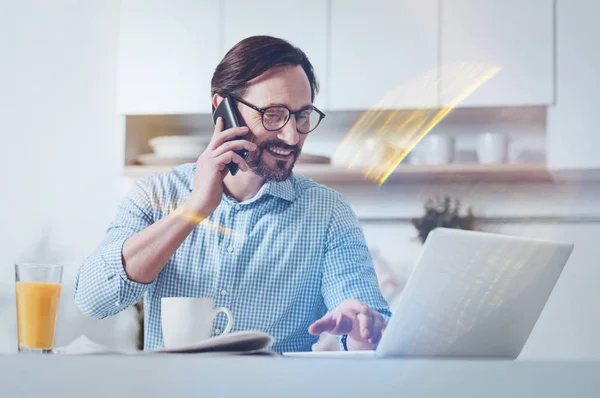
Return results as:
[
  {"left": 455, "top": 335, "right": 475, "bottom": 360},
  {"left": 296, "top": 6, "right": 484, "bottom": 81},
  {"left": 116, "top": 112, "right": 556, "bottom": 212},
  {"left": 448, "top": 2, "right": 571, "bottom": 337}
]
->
[{"left": 411, "top": 196, "right": 475, "bottom": 244}]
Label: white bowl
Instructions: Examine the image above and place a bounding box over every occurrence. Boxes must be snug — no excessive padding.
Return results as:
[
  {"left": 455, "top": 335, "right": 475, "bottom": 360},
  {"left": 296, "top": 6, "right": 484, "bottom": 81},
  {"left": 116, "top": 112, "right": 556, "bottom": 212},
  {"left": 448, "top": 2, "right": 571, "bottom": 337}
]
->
[
  {"left": 136, "top": 153, "right": 198, "bottom": 166},
  {"left": 149, "top": 135, "right": 210, "bottom": 158}
]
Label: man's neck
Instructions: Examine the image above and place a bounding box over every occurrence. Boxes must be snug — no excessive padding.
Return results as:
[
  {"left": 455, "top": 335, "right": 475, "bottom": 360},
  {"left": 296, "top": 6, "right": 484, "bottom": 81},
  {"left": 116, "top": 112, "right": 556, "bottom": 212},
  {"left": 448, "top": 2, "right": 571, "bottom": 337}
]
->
[{"left": 223, "top": 170, "right": 266, "bottom": 202}]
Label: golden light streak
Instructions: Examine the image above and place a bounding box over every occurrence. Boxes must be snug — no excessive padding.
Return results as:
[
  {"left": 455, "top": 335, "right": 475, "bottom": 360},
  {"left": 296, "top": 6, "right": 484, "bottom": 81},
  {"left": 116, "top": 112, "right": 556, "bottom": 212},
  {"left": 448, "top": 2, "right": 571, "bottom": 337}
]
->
[
  {"left": 141, "top": 200, "right": 239, "bottom": 239},
  {"left": 173, "top": 207, "right": 238, "bottom": 238},
  {"left": 333, "top": 63, "right": 503, "bottom": 186}
]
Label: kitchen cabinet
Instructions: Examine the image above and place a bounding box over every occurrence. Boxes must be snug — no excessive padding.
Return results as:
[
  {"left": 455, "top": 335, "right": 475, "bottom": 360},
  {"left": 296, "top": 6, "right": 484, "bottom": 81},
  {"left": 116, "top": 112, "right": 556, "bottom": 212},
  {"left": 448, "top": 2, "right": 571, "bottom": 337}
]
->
[
  {"left": 115, "top": 0, "right": 558, "bottom": 115},
  {"left": 329, "top": 0, "right": 439, "bottom": 110},
  {"left": 117, "top": 0, "right": 220, "bottom": 114},
  {"left": 441, "top": 0, "right": 554, "bottom": 107},
  {"left": 547, "top": 0, "right": 600, "bottom": 172},
  {"left": 222, "top": 0, "right": 328, "bottom": 110}
]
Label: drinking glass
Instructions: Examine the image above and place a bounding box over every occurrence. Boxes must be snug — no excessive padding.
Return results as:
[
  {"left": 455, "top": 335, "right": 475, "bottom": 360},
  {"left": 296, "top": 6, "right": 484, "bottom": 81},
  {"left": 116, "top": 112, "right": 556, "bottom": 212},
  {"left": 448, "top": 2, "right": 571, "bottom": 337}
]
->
[{"left": 15, "top": 263, "right": 63, "bottom": 354}]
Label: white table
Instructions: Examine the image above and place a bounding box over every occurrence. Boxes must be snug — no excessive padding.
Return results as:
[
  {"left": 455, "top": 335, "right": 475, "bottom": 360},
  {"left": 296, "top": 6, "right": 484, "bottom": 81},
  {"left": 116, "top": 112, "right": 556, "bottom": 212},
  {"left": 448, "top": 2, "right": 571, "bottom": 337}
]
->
[{"left": 0, "top": 354, "right": 599, "bottom": 397}]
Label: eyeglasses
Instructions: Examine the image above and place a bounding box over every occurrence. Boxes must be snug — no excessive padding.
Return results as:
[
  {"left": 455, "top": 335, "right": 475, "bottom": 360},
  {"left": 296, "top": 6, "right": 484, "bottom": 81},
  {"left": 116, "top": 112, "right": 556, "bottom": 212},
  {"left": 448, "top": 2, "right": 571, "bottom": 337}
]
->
[{"left": 228, "top": 94, "right": 326, "bottom": 134}]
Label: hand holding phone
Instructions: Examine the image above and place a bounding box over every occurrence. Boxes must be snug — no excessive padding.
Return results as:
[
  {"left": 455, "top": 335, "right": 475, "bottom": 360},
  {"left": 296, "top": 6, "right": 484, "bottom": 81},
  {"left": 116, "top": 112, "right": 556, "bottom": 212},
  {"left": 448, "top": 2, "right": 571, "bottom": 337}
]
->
[
  {"left": 212, "top": 96, "right": 250, "bottom": 176},
  {"left": 182, "top": 110, "right": 256, "bottom": 221}
]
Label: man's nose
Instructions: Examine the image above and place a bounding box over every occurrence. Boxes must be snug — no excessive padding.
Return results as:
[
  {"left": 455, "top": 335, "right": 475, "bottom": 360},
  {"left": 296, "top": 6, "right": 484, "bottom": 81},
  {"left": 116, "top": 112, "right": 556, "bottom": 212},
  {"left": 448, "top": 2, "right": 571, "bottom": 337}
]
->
[{"left": 277, "top": 115, "right": 300, "bottom": 146}]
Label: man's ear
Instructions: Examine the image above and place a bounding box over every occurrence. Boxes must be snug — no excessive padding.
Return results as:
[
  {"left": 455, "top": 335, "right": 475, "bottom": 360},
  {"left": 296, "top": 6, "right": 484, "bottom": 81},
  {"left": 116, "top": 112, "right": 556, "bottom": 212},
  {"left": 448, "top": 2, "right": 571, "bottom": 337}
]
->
[{"left": 212, "top": 94, "right": 224, "bottom": 109}]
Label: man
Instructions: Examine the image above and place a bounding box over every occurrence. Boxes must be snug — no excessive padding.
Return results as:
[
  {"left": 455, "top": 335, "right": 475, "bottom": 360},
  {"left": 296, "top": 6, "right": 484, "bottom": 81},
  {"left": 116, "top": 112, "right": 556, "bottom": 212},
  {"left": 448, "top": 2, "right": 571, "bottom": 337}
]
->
[{"left": 74, "top": 35, "right": 391, "bottom": 353}]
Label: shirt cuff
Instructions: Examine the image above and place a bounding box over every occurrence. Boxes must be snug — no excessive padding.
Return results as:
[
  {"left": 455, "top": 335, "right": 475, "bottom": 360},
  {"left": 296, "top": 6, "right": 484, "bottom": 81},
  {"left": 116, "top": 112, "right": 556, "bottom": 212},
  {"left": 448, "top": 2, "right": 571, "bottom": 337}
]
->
[{"left": 100, "top": 238, "right": 154, "bottom": 308}]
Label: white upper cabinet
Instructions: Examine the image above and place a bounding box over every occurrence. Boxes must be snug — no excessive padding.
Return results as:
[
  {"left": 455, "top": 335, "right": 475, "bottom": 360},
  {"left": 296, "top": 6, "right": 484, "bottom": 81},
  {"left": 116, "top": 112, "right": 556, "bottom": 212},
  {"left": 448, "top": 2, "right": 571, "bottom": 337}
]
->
[
  {"left": 117, "top": 0, "right": 220, "bottom": 114},
  {"left": 329, "top": 0, "right": 439, "bottom": 110},
  {"left": 441, "top": 0, "right": 554, "bottom": 107},
  {"left": 222, "top": 0, "right": 329, "bottom": 110},
  {"left": 115, "top": 1, "right": 558, "bottom": 115},
  {"left": 547, "top": 0, "right": 600, "bottom": 171}
]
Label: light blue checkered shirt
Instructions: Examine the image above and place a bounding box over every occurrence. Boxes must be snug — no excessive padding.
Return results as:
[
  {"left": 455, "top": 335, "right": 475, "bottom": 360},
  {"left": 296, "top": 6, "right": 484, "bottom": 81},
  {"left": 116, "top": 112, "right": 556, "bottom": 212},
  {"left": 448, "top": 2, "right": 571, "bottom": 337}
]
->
[{"left": 74, "top": 163, "right": 391, "bottom": 353}]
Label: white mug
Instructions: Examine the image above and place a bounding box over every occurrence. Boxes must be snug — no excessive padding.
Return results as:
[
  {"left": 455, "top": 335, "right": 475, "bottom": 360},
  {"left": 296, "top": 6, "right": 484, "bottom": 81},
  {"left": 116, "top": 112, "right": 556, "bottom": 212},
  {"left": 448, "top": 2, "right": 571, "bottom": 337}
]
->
[
  {"left": 476, "top": 132, "right": 509, "bottom": 164},
  {"left": 418, "top": 134, "right": 455, "bottom": 165},
  {"left": 161, "top": 297, "right": 233, "bottom": 349}
]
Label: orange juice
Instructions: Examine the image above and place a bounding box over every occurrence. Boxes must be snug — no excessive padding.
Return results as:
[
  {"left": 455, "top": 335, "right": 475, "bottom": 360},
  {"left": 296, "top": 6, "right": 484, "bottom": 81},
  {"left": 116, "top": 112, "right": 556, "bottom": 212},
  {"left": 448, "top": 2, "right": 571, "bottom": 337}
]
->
[{"left": 15, "top": 282, "right": 61, "bottom": 349}]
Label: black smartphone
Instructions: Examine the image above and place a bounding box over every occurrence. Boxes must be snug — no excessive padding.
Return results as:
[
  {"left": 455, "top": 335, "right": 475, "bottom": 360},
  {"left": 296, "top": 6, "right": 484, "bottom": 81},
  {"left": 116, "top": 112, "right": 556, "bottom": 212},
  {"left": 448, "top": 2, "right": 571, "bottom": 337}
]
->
[{"left": 212, "top": 96, "right": 249, "bottom": 176}]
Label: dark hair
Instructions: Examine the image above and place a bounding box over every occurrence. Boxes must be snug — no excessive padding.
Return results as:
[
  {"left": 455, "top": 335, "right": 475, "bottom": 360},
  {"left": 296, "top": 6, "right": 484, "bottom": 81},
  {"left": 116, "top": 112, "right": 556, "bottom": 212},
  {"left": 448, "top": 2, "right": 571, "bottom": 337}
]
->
[{"left": 211, "top": 35, "right": 319, "bottom": 102}]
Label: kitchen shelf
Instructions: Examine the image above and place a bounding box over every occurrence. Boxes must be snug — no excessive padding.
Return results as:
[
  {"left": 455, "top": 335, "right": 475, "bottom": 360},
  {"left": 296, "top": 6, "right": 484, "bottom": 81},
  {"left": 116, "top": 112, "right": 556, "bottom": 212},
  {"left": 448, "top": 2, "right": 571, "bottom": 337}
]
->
[{"left": 123, "top": 163, "right": 552, "bottom": 184}]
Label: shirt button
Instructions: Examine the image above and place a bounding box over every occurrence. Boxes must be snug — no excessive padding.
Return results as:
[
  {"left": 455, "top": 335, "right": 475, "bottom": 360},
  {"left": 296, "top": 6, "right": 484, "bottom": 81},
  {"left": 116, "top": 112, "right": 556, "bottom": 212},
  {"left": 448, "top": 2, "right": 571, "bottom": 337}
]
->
[
  {"left": 220, "top": 289, "right": 227, "bottom": 296},
  {"left": 215, "top": 329, "right": 221, "bottom": 335},
  {"left": 227, "top": 246, "right": 234, "bottom": 253},
  {"left": 235, "top": 204, "right": 241, "bottom": 211},
  {"left": 114, "top": 301, "right": 120, "bottom": 307}
]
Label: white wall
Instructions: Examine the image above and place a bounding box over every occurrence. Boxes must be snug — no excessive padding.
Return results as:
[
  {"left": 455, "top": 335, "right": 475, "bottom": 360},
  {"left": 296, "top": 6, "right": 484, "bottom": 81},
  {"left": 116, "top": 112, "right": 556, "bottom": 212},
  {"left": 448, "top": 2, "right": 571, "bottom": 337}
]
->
[{"left": 0, "top": 0, "right": 137, "bottom": 353}]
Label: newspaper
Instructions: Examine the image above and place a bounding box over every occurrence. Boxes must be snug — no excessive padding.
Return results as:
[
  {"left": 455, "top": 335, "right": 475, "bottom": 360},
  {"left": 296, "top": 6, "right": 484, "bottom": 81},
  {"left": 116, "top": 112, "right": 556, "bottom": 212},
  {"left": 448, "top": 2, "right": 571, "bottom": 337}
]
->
[{"left": 54, "top": 331, "right": 274, "bottom": 356}]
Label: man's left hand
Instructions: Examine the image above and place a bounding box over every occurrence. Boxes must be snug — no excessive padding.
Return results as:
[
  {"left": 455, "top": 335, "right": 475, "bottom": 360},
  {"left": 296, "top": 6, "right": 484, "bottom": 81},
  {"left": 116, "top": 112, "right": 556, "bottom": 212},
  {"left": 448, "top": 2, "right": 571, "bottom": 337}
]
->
[{"left": 308, "top": 299, "right": 386, "bottom": 350}]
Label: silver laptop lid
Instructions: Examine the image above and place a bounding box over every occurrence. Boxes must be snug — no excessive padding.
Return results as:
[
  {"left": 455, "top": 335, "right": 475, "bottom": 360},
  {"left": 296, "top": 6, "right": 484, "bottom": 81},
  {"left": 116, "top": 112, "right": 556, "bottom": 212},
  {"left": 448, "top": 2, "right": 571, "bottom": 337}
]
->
[{"left": 377, "top": 228, "right": 573, "bottom": 359}]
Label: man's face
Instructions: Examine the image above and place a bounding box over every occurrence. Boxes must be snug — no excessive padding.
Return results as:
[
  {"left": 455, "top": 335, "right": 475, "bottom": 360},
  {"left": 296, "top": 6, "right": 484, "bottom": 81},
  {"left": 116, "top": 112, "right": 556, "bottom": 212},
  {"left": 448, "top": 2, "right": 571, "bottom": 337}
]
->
[{"left": 236, "top": 65, "right": 312, "bottom": 182}]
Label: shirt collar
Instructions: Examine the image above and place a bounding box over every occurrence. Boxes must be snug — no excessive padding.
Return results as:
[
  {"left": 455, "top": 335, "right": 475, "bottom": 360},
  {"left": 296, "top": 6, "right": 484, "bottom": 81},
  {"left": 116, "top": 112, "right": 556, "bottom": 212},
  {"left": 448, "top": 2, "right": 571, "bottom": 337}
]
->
[
  {"left": 262, "top": 175, "right": 296, "bottom": 202},
  {"left": 188, "top": 164, "right": 296, "bottom": 203}
]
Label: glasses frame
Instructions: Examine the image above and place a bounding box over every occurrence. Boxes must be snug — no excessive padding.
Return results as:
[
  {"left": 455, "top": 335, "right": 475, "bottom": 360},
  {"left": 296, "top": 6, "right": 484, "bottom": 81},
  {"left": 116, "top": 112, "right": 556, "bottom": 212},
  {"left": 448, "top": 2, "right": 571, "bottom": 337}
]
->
[{"left": 227, "top": 94, "right": 326, "bottom": 134}]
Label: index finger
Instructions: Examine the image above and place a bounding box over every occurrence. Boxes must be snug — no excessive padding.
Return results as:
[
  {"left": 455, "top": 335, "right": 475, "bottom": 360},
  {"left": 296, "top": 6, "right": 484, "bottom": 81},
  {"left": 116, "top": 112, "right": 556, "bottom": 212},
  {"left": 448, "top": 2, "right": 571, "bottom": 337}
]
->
[
  {"left": 214, "top": 116, "right": 224, "bottom": 133},
  {"left": 309, "top": 312, "right": 353, "bottom": 335},
  {"left": 308, "top": 313, "right": 335, "bottom": 335},
  {"left": 209, "top": 118, "right": 249, "bottom": 150},
  {"left": 339, "top": 300, "right": 370, "bottom": 316}
]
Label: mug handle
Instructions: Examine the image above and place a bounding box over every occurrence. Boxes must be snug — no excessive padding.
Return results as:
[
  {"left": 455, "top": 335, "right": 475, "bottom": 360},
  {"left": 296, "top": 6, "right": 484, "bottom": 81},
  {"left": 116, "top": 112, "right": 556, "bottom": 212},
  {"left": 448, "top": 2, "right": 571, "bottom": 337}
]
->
[{"left": 213, "top": 307, "right": 233, "bottom": 336}]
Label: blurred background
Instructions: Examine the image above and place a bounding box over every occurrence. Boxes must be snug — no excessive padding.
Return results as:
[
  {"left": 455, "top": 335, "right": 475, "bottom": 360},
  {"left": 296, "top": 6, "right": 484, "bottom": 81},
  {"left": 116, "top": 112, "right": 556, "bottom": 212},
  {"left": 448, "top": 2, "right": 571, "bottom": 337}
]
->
[{"left": 1, "top": 0, "right": 600, "bottom": 359}]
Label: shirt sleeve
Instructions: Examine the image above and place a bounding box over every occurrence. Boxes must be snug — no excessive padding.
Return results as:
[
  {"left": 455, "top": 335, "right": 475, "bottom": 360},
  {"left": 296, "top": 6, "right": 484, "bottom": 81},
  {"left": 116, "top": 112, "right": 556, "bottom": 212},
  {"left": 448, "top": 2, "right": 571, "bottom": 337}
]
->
[
  {"left": 73, "top": 178, "right": 157, "bottom": 319},
  {"left": 321, "top": 195, "right": 393, "bottom": 321}
]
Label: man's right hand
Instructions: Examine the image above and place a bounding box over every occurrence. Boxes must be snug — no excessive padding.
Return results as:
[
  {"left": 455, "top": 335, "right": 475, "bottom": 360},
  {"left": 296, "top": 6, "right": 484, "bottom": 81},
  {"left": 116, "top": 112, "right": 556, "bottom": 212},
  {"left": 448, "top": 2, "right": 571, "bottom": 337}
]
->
[
  {"left": 120, "top": 118, "right": 256, "bottom": 284},
  {"left": 183, "top": 117, "right": 257, "bottom": 218}
]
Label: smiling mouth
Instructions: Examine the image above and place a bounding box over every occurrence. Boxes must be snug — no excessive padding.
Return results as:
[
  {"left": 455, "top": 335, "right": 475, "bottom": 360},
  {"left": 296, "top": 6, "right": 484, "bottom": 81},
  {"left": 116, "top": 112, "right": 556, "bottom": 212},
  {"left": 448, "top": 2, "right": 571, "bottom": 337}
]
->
[{"left": 266, "top": 146, "right": 295, "bottom": 159}]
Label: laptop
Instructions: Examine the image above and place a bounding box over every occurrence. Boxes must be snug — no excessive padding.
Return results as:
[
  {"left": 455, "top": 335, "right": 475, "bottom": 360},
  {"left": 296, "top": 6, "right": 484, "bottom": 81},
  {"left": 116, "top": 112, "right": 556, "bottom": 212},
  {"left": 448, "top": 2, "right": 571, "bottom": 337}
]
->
[{"left": 284, "top": 228, "right": 573, "bottom": 359}]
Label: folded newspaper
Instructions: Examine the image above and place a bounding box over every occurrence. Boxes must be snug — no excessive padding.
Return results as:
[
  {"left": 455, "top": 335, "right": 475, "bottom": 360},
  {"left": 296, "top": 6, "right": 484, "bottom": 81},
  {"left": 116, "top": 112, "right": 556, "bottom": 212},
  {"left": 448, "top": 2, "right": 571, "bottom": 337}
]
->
[{"left": 54, "top": 331, "right": 274, "bottom": 356}]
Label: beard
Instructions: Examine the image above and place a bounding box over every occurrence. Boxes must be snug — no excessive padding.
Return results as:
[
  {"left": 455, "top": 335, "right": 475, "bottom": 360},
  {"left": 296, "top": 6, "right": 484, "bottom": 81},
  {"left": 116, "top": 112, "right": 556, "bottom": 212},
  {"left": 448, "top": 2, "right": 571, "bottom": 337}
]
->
[{"left": 247, "top": 139, "right": 300, "bottom": 182}]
